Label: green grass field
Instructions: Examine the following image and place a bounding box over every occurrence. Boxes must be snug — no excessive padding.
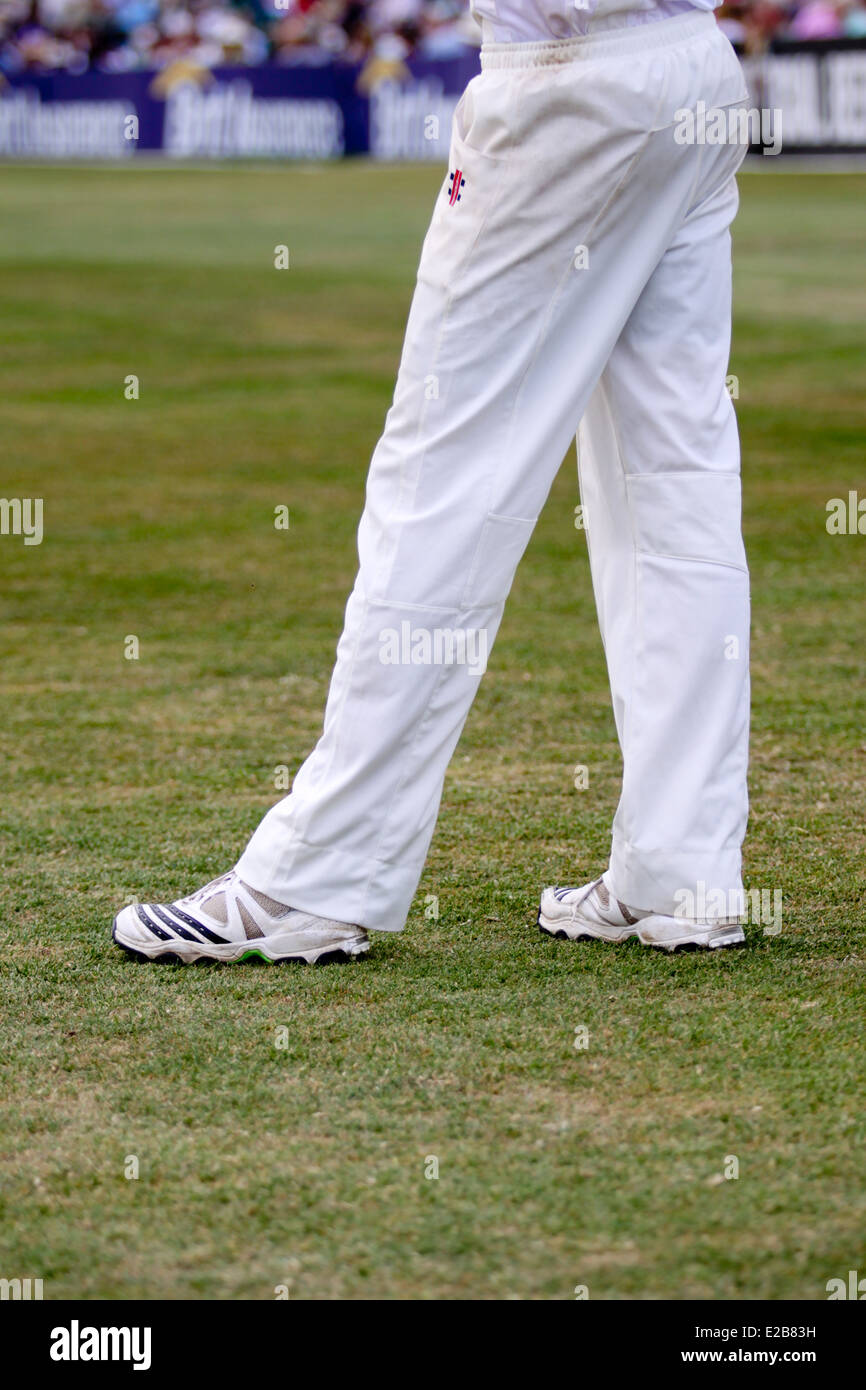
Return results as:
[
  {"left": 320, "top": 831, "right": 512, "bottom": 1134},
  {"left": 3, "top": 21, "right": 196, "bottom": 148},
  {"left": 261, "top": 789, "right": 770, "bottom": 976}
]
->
[{"left": 0, "top": 164, "right": 864, "bottom": 1301}]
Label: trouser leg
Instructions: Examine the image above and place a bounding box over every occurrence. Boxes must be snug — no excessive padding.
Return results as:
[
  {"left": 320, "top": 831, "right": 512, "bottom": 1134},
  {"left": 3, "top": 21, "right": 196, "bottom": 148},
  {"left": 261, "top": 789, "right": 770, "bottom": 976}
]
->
[{"left": 578, "top": 167, "right": 750, "bottom": 915}]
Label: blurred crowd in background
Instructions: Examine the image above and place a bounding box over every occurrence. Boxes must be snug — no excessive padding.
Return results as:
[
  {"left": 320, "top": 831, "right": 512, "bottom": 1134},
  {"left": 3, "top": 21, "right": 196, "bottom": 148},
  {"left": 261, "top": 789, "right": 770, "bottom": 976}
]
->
[{"left": 2, "top": 0, "right": 866, "bottom": 76}]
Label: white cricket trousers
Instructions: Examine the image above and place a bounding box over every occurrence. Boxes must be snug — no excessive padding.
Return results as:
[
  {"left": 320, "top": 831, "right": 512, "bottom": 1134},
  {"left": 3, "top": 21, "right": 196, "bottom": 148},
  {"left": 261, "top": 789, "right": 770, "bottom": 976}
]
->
[{"left": 238, "top": 10, "right": 752, "bottom": 930}]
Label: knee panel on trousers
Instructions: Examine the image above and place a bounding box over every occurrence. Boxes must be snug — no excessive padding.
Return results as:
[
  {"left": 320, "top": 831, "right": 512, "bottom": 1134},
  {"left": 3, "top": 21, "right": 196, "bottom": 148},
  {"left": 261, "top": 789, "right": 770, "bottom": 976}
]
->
[{"left": 626, "top": 471, "right": 746, "bottom": 570}]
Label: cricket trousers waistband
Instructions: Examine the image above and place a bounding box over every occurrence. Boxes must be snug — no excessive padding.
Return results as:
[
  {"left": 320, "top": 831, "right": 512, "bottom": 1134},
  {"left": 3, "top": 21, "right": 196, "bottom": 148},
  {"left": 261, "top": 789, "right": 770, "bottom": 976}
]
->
[{"left": 480, "top": 9, "right": 715, "bottom": 65}]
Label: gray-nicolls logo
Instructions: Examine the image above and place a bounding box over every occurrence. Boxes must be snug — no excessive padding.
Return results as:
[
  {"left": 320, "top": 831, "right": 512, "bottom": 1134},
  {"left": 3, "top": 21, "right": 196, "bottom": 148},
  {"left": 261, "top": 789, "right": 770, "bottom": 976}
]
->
[{"left": 49, "top": 1320, "right": 152, "bottom": 1370}]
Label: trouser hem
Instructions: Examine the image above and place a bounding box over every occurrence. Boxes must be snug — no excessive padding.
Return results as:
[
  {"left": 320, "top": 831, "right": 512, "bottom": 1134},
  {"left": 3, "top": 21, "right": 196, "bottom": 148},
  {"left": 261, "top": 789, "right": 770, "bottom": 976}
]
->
[
  {"left": 236, "top": 832, "right": 418, "bottom": 933},
  {"left": 608, "top": 831, "right": 743, "bottom": 917}
]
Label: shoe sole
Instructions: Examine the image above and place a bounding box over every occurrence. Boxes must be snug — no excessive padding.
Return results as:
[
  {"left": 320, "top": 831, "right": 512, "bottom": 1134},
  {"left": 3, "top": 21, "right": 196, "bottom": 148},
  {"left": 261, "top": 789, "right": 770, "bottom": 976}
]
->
[
  {"left": 537, "top": 909, "right": 637, "bottom": 944},
  {"left": 538, "top": 909, "right": 745, "bottom": 953},
  {"left": 636, "top": 922, "right": 746, "bottom": 953},
  {"left": 111, "top": 919, "right": 370, "bottom": 966}
]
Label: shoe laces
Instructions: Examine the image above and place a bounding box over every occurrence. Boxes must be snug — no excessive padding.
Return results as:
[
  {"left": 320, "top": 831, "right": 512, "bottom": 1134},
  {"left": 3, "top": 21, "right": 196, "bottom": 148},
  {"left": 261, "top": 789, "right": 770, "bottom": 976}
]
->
[{"left": 184, "top": 870, "right": 238, "bottom": 906}]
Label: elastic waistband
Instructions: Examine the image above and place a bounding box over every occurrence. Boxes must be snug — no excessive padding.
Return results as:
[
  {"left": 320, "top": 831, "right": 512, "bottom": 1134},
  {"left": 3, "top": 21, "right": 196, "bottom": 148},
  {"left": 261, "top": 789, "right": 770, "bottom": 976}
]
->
[{"left": 480, "top": 10, "right": 715, "bottom": 68}]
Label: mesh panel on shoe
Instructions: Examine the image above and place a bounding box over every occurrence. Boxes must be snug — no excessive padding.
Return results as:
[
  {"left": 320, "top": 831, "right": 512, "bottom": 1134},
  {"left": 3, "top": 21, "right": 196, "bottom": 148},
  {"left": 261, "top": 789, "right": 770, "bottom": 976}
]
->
[
  {"left": 243, "top": 883, "right": 293, "bottom": 919},
  {"left": 238, "top": 901, "right": 265, "bottom": 940},
  {"left": 594, "top": 878, "right": 638, "bottom": 924},
  {"left": 203, "top": 892, "right": 229, "bottom": 924}
]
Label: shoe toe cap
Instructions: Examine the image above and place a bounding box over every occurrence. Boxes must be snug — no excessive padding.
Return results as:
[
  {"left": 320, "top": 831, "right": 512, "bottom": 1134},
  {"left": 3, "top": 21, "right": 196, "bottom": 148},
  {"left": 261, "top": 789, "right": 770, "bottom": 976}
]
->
[{"left": 113, "top": 902, "right": 151, "bottom": 945}]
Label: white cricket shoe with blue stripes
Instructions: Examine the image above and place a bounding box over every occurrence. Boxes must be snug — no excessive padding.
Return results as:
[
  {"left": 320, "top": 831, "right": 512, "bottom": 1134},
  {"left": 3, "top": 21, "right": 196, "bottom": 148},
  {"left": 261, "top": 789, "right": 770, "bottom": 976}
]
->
[{"left": 112, "top": 870, "right": 369, "bottom": 966}]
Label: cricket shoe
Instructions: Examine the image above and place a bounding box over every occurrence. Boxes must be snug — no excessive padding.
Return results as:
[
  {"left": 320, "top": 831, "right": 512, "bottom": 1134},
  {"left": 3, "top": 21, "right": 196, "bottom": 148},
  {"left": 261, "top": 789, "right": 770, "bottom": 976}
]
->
[
  {"left": 112, "top": 870, "right": 370, "bottom": 966},
  {"left": 538, "top": 876, "right": 745, "bottom": 952}
]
